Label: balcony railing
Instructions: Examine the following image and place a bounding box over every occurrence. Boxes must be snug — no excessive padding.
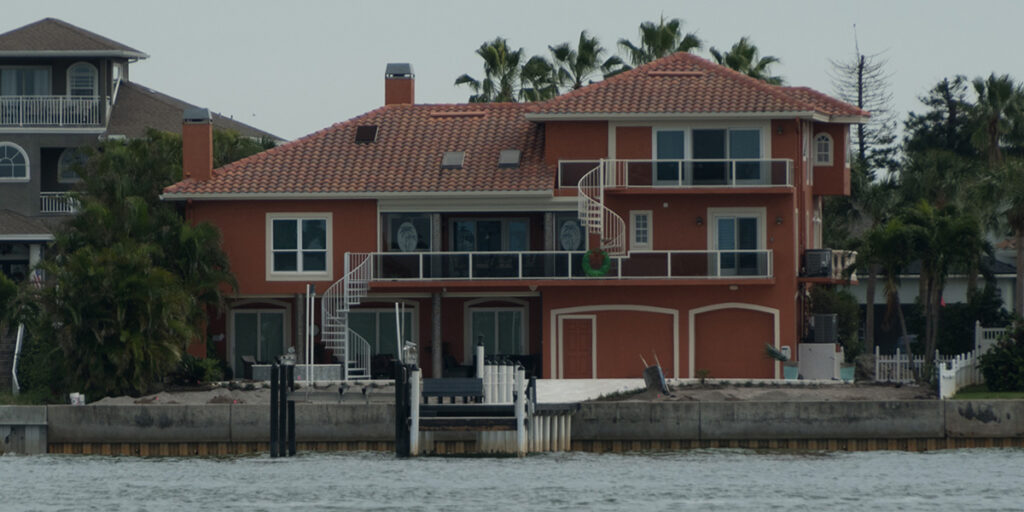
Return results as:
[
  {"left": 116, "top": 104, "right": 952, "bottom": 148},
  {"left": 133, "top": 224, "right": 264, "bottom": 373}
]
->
[
  {"left": 371, "top": 250, "right": 773, "bottom": 281},
  {"left": 39, "top": 192, "right": 78, "bottom": 214},
  {"left": 0, "top": 95, "right": 103, "bottom": 127},
  {"left": 558, "top": 158, "right": 793, "bottom": 189}
]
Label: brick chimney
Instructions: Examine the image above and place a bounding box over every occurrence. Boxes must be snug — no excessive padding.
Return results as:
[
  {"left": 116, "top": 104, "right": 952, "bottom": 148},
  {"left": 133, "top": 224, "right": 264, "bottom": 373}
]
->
[
  {"left": 385, "top": 63, "right": 414, "bottom": 105},
  {"left": 182, "top": 107, "right": 213, "bottom": 181}
]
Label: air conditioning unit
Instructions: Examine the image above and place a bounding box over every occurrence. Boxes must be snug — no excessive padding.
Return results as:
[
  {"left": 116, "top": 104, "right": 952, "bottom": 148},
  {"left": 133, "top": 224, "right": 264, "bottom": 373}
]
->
[
  {"left": 804, "top": 249, "right": 832, "bottom": 277},
  {"left": 812, "top": 313, "right": 838, "bottom": 343}
]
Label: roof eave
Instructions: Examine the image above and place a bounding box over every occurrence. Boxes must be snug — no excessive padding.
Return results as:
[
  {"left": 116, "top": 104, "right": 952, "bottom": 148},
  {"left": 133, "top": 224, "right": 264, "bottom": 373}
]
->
[
  {"left": 830, "top": 115, "right": 871, "bottom": 124},
  {"left": 160, "top": 190, "right": 556, "bottom": 202},
  {"left": 0, "top": 50, "right": 149, "bottom": 59},
  {"left": 524, "top": 111, "right": 823, "bottom": 122}
]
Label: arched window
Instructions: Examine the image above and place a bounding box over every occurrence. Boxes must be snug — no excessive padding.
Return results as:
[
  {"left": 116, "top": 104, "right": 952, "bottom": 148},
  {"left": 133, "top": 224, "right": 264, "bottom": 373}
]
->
[
  {"left": 67, "top": 62, "right": 98, "bottom": 97},
  {"left": 58, "top": 148, "right": 86, "bottom": 183},
  {"left": 814, "top": 133, "right": 833, "bottom": 166},
  {"left": 0, "top": 142, "right": 29, "bottom": 181}
]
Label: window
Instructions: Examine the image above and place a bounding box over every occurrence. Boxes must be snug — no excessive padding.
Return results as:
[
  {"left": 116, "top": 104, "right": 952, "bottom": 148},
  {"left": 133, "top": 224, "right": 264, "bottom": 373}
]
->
[
  {"left": 349, "top": 308, "right": 416, "bottom": 356},
  {"left": 630, "top": 211, "right": 652, "bottom": 251},
  {"left": 653, "top": 127, "right": 764, "bottom": 185},
  {"left": 58, "top": 148, "right": 86, "bottom": 183},
  {"left": 441, "top": 151, "right": 465, "bottom": 169},
  {"left": 498, "top": 149, "right": 521, "bottom": 168},
  {"left": 708, "top": 208, "right": 766, "bottom": 276},
  {"left": 450, "top": 218, "right": 529, "bottom": 251},
  {"left": 470, "top": 308, "right": 525, "bottom": 355},
  {"left": 554, "top": 212, "right": 585, "bottom": 251},
  {"left": 386, "top": 213, "right": 432, "bottom": 252},
  {"left": 232, "top": 309, "right": 286, "bottom": 373},
  {"left": 815, "top": 133, "right": 833, "bottom": 166},
  {"left": 266, "top": 213, "right": 331, "bottom": 279},
  {"left": 354, "top": 125, "right": 378, "bottom": 143},
  {"left": 0, "top": 142, "right": 29, "bottom": 181},
  {"left": 66, "top": 62, "right": 98, "bottom": 97},
  {"left": 0, "top": 67, "right": 51, "bottom": 96}
]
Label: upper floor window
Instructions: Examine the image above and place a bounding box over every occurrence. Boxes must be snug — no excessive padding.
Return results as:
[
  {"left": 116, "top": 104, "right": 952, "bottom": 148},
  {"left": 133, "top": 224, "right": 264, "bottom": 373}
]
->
[
  {"left": 451, "top": 218, "right": 529, "bottom": 251},
  {"left": 630, "top": 210, "right": 652, "bottom": 251},
  {"left": 0, "top": 142, "right": 29, "bottom": 181},
  {"left": 815, "top": 133, "right": 833, "bottom": 166},
  {"left": 386, "top": 213, "right": 432, "bottom": 252},
  {"left": 67, "top": 62, "right": 98, "bottom": 97},
  {"left": 0, "top": 67, "right": 51, "bottom": 96},
  {"left": 58, "top": 148, "right": 86, "bottom": 183},
  {"left": 266, "top": 213, "right": 332, "bottom": 280},
  {"left": 653, "top": 127, "right": 764, "bottom": 185}
]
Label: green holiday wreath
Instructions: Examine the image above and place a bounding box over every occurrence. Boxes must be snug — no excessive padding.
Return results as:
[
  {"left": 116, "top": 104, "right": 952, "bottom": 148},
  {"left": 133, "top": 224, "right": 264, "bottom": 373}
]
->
[{"left": 582, "top": 248, "right": 611, "bottom": 277}]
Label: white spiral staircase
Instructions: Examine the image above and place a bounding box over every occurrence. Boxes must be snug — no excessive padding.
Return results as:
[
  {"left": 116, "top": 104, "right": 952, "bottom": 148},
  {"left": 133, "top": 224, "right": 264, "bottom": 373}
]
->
[
  {"left": 577, "top": 161, "right": 626, "bottom": 257},
  {"left": 320, "top": 252, "right": 372, "bottom": 380}
]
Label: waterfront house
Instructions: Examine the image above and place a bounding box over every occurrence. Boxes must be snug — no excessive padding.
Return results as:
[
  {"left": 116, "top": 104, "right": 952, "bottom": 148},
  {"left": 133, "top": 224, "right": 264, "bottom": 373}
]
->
[
  {"left": 0, "top": 18, "right": 279, "bottom": 282},
  {"left": 163, "top": 54, "right": 866, "bottom": 380}
]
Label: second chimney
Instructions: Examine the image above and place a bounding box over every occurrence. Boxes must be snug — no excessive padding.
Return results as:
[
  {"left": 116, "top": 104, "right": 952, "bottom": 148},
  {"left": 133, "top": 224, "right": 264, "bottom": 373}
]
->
[
  {"left": 385, "top": 63, "right": 415, "bottom": 105},
  {"left": 182, "top": 107, "right": 213, "bottom": 181}
]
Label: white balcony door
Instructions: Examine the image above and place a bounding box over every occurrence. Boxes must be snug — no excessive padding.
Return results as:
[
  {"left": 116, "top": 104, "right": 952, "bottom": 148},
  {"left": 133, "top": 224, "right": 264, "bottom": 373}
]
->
[
  {"left": 233, "top": 310, "right": 286, "bottom": 373},
  {"left": 711, "top": 212, "right": 763, "bottom": 276},
  {"left": 470, "top": 308, "right": 525, "bottom": 356}
]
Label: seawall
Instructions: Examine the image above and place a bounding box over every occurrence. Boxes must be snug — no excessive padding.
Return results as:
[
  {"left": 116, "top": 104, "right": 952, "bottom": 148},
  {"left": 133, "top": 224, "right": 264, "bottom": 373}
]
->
[{"left": 2, "top": 400, "right": 1023, "bottom": 455}]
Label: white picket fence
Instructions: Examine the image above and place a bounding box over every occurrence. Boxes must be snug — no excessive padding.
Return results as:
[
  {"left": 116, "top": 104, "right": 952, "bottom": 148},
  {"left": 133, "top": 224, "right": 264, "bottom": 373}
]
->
[{"left": 875, "top": 323, "right": 1010, "bottom": 398}]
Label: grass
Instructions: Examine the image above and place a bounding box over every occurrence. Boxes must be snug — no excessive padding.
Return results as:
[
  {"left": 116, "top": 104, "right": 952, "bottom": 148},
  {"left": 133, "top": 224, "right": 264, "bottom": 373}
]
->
[
  {"left": 952, "top": 384, "right": 1024, "bottom": 399},
  {"left": 0, "top": 388, "right": 63, "bottom": 405}
]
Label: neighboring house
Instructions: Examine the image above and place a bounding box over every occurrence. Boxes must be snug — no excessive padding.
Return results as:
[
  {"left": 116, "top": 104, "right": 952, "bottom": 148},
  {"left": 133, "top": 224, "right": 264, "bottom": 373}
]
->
[
  {"left": 163, "top": 54, "right": 866, "bottom": 380},
  {"left": 0, "top": 18, "right": 279, "bottom": 282}
]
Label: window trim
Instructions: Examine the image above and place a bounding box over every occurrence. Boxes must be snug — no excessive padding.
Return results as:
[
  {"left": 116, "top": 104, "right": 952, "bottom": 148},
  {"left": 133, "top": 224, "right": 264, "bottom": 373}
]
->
[
  {"left": 66, "top": 62, "right": 98, "bottom": 97},
  {"left": 814, "top": 132, "right": 834, "bottom": 166},
  {"left": 0, "top": 142, "right": 30, "bottom": 182},
  {"left": 629, "top": 210, "right": 653, "bottom": 251},
  {"left": 265, "top": 212, "right": 333, "bottom": 281},
  {"left": 57, "top": 147, "right": 83, "bottom": 184}
]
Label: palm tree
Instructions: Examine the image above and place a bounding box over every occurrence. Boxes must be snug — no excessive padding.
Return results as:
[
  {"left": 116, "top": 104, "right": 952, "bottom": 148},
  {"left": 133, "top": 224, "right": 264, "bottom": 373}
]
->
[
  {"left": 549, "top": 31, "right": 624, "bottom": 89},
  {"left": 861, "top": 218, "right": 913, "bottom": 342},
  {"left": 996, "top": 159, "right": 1024, "bottom": 318},
  {"left": 455, "top": 37, "right": 523, "bottom": 103},
  {"left": 971, "top": 73, "right": 1024, "bottom": 164},
  {"left": 709, "top": 37, "right": 784, "bottom": 85},
  {"left": 618, "top": 16, "right": 701, "bottom": 68},
  {"left": 519, "top": 55, "right": 560, "bottom": 102}
]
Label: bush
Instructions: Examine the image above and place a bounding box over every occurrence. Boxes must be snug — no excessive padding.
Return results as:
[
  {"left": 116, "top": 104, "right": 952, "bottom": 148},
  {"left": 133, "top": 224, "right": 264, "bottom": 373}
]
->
[
  {"left": 172, "top": 354, "right": 225, "bottom": 385},
  {"left": 979, "top": 324, "right": 1024, "bottom": 391},
  {"left": 811, "top": 286, "right": 861, "bottom": 361}
]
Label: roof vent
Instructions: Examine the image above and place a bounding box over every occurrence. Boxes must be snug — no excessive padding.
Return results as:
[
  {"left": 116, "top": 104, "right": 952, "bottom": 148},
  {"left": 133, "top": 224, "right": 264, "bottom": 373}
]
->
[
  {"left": 647, "top": 70, "right": 704, "bottom": 77},
  {"left": 498, "top": 149, "right": 521, "bottom": 168},
  {"left": 441, "top": 151, "right": 465, "bottom": 169},
  {"left": 355, "top": 125, "right": 379, "bottom": 143}
]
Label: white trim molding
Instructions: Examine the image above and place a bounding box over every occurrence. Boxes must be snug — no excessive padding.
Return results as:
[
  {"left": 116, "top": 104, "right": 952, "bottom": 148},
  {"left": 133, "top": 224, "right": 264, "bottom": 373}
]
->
[
  {"left": 688, "top": 302, "right": 781, "bottom": 379},
  {"left": 548, "top": 304, "right": 680, "bottom": 379},
  {"left": 556, "top": 314, "right": 597, "bottom": 379},
  {"left": 814, "top": 132, "right": 834, "bottom": 166}
]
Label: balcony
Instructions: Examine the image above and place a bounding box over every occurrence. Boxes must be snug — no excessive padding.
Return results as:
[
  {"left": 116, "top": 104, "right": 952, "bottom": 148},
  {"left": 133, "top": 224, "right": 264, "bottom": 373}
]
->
[
  {"left": 0, "top": 96, "right": 103, "bottom": 127},
  {"left": 558, "top": 159, "right": 793, "bottom": 189},
  {"left": 370, "top": 250, "right": 773, "bottom": 281},
  {"left": 802, "top": 249, "right": 857, "bottom": 282},
  {"left": 39, "top": 192, "right": 78, "bottom": 214}
]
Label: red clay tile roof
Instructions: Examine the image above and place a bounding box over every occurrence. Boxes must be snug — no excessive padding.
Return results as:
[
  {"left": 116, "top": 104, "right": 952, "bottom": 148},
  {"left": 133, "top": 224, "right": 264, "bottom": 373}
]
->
[
  {"left": 529, "top": 52, "right": 865, "bottom": 118},
  {"left": 780, "top": 87, "right": 869, "bottom": 118},
  {"left": 163, "top": 103, "right": 548, "bottom": 196},
  {"left": 0, "top": 18, "right": 147, "bottom": 58}
]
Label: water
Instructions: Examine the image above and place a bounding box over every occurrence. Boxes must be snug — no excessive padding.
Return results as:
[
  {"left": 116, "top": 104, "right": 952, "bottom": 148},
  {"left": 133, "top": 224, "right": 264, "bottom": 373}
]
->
[{"left": 2, "top": 449, "right": 1022, "bottom": 511}]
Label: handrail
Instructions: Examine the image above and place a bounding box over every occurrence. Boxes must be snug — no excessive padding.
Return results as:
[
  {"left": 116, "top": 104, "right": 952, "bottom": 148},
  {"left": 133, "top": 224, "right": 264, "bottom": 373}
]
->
[
  {"left": 603, "top": 158, "right": 793, "bottom": 188},
  {"left": 11, "top": 323, "right": 24, "bottom": 395},
  {"left": 579, "top": 163, "right": 626, "bottom": 256},
  {"left": 39, "top": 192, "right": 79, "bottom": 214},
  {"left": 0, "top": 95, "right": 102, "bottom": 127},
  {"left": 371, "top": 249, "right": 773, "bottom": 280},
  {"left": 347, "top": 328, "right": 372, "bottom": 380}
]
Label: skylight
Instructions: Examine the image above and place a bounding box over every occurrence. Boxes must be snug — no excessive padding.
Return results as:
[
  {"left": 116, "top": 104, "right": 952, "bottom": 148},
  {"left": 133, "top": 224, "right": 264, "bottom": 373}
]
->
[
  {"left": 498, "top": 149, "right": 521, "bottom": 168},
  {"left": 355, "top": 125, "right": 378, "bottom": 143},
  {"left": 441, "top": 151, "right": 465, "bottom": 169}
]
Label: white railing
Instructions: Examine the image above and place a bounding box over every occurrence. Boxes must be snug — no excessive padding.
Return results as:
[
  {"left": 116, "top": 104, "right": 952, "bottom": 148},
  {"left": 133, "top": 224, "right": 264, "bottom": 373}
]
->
[
  {"left": 372, "top": 250, "right": 773, "bottom": 280},
  {"left": 975, "top": 321, "right": 1009, "bottom": 354},
  {"left": 579, "top": 163, "right": 626, "bottom": 256},
  {"left": 831, "top": 250, "right": 857, "bottom": 281},
  {"left": 11, "top": 323, "right": 24, "bottom": 395},
  {"left": 558, "top": 158, "right": 793, "bottom": 189},
  {"left": 347, "top": 327, "right": 372, "bottom": 380},
  {"left": 939, "top": 349, "right": 985, "bottom": 399},
  {"left": 0, "top": 95, "right": 103, "bottom": 127},
  {"left": 320, "top": 252, "right": 373, "bottom": 380},
  {"left": 874, "top": 347, "right": 954, "bottom": 383},
  {"left": 39, "top": 191, "right": 78, "bottom": 214}
]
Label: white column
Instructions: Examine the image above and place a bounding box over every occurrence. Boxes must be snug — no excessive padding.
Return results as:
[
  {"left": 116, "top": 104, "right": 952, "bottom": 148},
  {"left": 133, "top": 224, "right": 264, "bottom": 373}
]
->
[
  {"left": 410, "top": 369, "right": 421, "bottom": 456},
  {"left": 515, "top": 367, "right": 526, "bottom": 456}
]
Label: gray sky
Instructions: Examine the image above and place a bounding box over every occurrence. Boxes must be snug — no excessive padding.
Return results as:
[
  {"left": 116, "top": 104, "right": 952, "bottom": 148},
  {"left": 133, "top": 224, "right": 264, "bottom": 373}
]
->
[{"left": 8, "top": 0, "right": 1022, "bottom": 140}]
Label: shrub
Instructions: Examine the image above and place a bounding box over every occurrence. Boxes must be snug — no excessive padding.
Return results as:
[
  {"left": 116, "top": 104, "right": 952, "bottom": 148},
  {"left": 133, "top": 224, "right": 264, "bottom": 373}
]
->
[
  {"left": 978, "top": 324, "right": 1024, "bottom": 391},
  {"left": 810, "top": 286, "right": 861, "bottom": 361},
  {"left": 172, "top": 354, "right": 225, "bottom": 385}
]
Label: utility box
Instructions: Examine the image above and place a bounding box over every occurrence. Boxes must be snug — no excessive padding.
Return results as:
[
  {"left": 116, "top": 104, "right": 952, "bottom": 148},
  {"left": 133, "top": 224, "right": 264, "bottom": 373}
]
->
[
  {"left": 804, "top": 249, "right": 832, "bottom": 277},
  {"left": 813, "top": 313, "right": 838, "bottom": 343},
  {"left": 798, "top": 343, "right": 843, "bottom": 380}
]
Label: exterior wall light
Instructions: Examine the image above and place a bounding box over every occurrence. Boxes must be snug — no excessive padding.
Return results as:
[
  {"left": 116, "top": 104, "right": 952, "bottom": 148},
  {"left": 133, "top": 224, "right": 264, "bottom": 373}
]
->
[
  {"left": 696, "top": 216, "right": 704, "bottom": 226},
  {"left": 776, "top": 216, "right": 784, "bottom": 225}
]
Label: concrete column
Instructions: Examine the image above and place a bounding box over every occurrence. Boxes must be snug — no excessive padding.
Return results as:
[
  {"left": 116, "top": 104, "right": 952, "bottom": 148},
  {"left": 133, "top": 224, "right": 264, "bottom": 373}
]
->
[
  {"left": 543, "top": 213, "right": 554, "bottom": 251},
  {"left": 432, "top": 293, "right": 442, "bottom": 377}
]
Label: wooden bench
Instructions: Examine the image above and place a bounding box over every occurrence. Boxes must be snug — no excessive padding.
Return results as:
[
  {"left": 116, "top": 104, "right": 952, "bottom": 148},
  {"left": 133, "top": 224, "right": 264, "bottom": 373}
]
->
[{"left": 417, "top": 377, "right": 517, "bottom": 431}]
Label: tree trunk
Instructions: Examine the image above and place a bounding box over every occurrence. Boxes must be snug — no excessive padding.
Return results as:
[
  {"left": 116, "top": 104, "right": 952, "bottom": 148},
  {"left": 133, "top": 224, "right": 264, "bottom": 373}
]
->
[
  {"left": 966, "top": 252, "right": 979, "bottom": 300},
  {"left": 894, "top": 289, "right": 909, "bottom": 340},
  {"left": 1017, "top": 228, "right": 1024, "bottom": 319},
  {"left": 864, "top": 264, "right": 879, "bottom": 352}
]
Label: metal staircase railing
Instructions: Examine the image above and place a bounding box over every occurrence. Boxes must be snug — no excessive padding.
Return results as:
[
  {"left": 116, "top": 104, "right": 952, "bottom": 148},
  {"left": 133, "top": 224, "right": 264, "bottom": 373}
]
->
[
  {"left": 578, "top": 160, "right": 626, "bottom": 257},
  {"left": 321, "top": 252, "right": 372, "bottom": 380}
]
